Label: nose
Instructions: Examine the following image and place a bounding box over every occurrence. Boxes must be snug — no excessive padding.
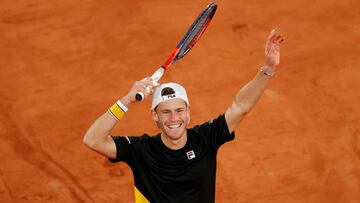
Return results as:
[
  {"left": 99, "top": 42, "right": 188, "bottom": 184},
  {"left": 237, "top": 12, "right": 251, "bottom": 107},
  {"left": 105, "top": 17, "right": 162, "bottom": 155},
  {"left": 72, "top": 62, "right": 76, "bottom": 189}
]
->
[{"left": 169, "top": 111, "right": 178, "bottom": 122}]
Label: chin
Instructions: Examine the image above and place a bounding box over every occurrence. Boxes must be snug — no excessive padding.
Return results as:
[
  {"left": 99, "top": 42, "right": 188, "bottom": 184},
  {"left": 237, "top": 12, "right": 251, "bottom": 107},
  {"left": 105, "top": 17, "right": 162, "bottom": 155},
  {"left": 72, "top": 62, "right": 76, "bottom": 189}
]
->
[{"left": 164, "top": 127, "right": 186, "bottom": 140}]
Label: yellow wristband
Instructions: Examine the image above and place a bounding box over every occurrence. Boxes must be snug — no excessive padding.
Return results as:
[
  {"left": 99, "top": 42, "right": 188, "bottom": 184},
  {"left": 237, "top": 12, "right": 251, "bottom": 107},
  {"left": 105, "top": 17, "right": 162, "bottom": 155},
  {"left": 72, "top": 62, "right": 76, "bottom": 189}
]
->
[{"left": 108, "top": 100, "right": 128, "bottom": 120}]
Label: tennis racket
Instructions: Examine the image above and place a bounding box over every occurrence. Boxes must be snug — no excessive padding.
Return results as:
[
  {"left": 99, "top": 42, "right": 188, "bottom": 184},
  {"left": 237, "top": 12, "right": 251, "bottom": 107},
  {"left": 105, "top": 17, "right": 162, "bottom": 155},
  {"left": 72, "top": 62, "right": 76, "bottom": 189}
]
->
[{"left": 136, "top": 2, "right": 218, "bottom": 101}]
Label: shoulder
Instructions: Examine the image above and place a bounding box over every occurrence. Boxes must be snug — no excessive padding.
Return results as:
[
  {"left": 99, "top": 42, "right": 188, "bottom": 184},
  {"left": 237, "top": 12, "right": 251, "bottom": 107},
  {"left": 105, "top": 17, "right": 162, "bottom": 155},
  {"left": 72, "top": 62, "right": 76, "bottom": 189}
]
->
[
  {"left": 191, "top": 114, "right": 226, "bottom": 132},
  {"left": 109, "top": 134, "right": 159, "bottom": 163},
  {"left": 112, "top": 134, "right": 154, "bottom": 146},
  {"left": 189, "top": 114, "right": 234, "bottom": 148}
]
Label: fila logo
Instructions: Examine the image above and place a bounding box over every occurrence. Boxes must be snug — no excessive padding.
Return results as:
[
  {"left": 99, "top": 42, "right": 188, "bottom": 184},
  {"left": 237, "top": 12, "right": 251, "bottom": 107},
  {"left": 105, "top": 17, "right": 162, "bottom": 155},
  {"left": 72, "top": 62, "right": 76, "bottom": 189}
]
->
[
  {"left": 167, "top": 94, "right": 176, "bottom": 99},
  {"left": 186, "top": 150, "right": 196, "bottom": 160}
]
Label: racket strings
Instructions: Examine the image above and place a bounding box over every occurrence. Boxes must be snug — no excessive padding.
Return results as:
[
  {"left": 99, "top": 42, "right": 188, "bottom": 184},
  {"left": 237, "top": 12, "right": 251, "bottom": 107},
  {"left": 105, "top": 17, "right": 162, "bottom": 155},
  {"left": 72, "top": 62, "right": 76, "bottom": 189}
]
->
[
  {"left": 177, "top": 5, "right": 216, "bottom": 57},
  {"left": 186, "top": 17, "right": 209, "bottom": 47}
]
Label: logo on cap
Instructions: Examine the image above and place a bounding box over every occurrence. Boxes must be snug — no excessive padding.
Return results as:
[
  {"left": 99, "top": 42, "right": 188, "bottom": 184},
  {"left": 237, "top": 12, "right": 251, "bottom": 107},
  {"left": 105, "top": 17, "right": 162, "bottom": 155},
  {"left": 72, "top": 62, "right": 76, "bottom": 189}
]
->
[
  {"left": 161, "top": 94, "right": 176, "bottom": 101},
  {"left": 151, "top": 83, "right": 189, "bottom": 110}
]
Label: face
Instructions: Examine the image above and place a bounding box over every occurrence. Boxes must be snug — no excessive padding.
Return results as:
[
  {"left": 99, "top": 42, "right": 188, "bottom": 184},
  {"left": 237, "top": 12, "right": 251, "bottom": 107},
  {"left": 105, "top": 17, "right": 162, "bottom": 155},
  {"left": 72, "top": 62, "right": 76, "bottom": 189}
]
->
[{"left": 152, "top": 99, "right": 190, "bottom": 141}]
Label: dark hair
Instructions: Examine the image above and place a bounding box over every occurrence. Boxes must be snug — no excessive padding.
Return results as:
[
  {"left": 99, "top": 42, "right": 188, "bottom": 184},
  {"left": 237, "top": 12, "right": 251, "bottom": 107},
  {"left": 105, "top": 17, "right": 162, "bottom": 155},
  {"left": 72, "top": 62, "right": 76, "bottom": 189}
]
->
[
  {"left": 154, "top": 87, "right": 176, "bottom": 112},
  {"left": 161, "top": 87, "right": 175, "bottom": 96}
]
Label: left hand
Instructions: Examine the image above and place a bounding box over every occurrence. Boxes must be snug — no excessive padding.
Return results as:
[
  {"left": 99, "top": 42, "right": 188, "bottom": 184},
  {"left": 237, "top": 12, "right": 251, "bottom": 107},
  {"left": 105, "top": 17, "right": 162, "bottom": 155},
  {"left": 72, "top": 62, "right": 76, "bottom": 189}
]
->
[{"left": 263, "top": 29, "right": 284, "bottom": 71}]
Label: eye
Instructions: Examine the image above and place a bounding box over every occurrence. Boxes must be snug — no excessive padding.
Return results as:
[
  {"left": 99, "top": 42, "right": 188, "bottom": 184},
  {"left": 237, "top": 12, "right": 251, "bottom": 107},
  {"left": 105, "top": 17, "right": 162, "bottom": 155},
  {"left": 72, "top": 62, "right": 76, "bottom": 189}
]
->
[
  {"left": 161, "top": 110, "right": 170, "bottom": 114},
  {"left": 176, "top": 109, "right": 184, "bottom": 113}
]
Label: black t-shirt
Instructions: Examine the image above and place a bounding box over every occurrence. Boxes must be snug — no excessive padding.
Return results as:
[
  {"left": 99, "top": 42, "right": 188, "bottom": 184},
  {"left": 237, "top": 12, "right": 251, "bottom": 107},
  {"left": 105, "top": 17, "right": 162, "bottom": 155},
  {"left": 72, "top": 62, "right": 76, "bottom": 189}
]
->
[{"left": 110, "top": 114, "right": 235, "bottom": 203}]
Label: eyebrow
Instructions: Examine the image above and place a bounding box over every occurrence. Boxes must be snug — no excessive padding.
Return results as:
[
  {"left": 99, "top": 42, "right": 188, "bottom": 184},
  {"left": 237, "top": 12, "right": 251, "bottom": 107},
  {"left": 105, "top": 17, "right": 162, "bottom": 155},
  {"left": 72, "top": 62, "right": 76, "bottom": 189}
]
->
[{"left": 159, "top": 107, "right": 185, "bottom": 113}]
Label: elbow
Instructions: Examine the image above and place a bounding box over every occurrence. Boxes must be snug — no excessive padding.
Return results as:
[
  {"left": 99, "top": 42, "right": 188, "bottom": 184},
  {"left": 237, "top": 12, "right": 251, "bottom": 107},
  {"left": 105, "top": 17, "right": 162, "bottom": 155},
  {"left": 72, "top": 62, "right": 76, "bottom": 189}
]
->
[
  {"left": 243, "top": 108, "right": 251, "bottom": 115},
  {"left": 83, "top": 130, "right": 111, "bottom": 151},
  {"left": 83, "top": 131, "right": 95, "bottom": 148},
  {"left": 233, "top": 102, "right": 252, "bottom": 115},
  {"left": 83, "top": 135, "right": 89, "bottom": 146}
]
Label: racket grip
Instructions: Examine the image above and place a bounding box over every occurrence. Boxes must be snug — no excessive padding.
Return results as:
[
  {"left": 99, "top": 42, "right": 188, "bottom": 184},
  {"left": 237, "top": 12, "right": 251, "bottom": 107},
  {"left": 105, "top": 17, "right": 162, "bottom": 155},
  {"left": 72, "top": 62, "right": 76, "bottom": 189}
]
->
[
  {"left": 135, "top": 85, "right": 152, "bottom": 101},
  {"left": 135, "top": 67, "right": 165, "bottom": 101},
  {"left": 151, "top": 67, "right": 165, "bottom": 82}
]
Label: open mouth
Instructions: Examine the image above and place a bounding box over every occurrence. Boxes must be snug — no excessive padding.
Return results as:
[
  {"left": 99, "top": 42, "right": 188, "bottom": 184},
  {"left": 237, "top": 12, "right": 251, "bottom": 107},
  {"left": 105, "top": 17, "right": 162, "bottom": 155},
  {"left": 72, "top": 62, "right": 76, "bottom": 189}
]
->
[{"left": 167, "top": 123, "right": 182, "bottom": 129}]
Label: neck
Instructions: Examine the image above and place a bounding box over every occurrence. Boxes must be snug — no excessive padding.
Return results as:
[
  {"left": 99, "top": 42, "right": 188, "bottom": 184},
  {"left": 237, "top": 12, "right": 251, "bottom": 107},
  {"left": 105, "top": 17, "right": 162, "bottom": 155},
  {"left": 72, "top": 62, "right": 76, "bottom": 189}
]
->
[{"left": 160, "top": 132, "right": 187, "bottom": 150}]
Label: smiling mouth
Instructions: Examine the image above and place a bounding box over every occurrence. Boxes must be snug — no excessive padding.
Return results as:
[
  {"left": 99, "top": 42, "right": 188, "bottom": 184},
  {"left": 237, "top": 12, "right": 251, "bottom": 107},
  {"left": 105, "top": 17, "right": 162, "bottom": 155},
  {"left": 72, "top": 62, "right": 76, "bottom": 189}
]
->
[{"left": 167, "top": 124, "right": 182, "bottom": 129}]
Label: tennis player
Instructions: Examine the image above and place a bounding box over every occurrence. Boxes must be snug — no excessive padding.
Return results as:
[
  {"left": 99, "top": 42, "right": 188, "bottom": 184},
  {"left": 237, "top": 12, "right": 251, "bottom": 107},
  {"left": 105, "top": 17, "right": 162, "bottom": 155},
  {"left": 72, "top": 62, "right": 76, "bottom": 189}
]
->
[{"left": 84, "top": 29, "right": 284, "bottom": 203}]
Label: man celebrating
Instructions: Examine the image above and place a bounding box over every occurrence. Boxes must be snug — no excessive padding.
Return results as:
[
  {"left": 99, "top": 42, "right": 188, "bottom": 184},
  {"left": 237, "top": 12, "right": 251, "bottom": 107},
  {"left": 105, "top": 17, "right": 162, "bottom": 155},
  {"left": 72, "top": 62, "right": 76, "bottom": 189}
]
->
[{"left": 84, "top": 29, "right": 284, "bottom": 203}]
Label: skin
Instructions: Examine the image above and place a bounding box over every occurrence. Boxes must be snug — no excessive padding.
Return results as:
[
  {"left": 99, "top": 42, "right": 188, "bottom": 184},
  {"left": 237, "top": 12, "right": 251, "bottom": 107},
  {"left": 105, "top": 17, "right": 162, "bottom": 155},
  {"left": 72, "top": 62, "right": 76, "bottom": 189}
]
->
[
  {"left": 151, "top": 99, "right": 190, "bottom": 150},
  {"left": 224, "top": 29, "right": 284, "bottom": 133},
  {"left": 83, "top": 29, "right": 284, "bottom": 158}
]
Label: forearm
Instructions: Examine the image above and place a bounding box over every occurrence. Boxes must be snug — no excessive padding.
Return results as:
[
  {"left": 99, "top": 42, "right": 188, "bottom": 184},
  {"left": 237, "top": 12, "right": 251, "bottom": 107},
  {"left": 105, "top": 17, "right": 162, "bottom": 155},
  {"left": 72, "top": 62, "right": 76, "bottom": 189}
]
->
[
  {"left": 225, "top": 29, "right": 284, "bottom": 133},
  {"left": 225, "top": 68, "right": 273, "bottom": 133},
  {"left": 232, "top": 69, "right": 272, "bottom": 112},
  {"left": 83, "top": 97, "right": 130, "bottom": 150},
  {"left": 83, "top": 111, "right": 117, "bottom": 148},
  {"left": 82, "top": 77, "right": 158, "bottom": 158}
]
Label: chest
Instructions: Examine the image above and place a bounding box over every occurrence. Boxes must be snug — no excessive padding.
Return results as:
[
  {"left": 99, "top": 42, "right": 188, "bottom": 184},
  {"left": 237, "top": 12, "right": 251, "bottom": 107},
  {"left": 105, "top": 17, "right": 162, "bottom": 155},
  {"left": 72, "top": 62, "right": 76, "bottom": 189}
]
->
[{"left": 134, "top": 136, "right": 218, "bottom": 185}]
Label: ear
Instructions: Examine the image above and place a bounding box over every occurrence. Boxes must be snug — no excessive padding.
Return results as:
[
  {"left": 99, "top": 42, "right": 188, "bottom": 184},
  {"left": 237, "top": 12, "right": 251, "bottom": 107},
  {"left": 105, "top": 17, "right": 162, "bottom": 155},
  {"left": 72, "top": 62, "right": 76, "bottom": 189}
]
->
[{"left": 151, "top": 109, "right": 159, "bottom": 122}]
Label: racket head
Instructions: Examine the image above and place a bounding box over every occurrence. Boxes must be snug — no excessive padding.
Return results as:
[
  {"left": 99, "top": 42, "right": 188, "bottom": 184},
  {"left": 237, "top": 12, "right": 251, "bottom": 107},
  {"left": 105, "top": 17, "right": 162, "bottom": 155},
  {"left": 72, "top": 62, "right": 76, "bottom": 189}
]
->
[{"left": 162, "top": 2, "right": 217, "bottom": 68}]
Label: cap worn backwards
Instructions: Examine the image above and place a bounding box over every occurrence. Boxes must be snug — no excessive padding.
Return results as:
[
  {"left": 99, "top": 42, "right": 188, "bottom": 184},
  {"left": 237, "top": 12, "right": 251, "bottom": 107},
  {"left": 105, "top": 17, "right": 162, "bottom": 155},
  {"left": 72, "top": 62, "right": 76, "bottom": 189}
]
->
[{"left": 151, "top": 82, "right": 189, "bottom": 110}]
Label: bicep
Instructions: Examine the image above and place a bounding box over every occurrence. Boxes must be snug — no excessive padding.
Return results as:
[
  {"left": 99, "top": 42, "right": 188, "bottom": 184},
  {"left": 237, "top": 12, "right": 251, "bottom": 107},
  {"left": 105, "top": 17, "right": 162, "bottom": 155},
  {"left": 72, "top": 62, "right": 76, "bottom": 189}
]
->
[
  {"left": 87, "top": 136, "right": 117, "bottom": 159},
  {"left": 83, "top": 111, "right": 120, "bottom": 159},
  {"left": 224, "top": 102, "right": 249, "bottom": 133}
]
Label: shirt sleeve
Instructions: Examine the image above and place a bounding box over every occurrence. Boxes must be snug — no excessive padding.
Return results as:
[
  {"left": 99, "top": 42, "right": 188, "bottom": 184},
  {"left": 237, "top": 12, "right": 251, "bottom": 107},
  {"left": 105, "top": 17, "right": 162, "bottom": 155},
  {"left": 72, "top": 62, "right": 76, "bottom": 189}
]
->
[
  {"left": 108, "top": 135, "right": 143, "bottom": 164},
  {"left": 193, "top": 114, "right": 235, "bottom": 149}
]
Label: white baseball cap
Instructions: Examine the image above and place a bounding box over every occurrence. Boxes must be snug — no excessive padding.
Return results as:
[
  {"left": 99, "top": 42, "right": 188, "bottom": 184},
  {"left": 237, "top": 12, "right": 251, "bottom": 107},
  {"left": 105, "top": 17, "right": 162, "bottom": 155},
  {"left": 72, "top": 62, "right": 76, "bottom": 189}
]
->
[{"left": 151, "top": 82, "right": 189, "bottom": 110}]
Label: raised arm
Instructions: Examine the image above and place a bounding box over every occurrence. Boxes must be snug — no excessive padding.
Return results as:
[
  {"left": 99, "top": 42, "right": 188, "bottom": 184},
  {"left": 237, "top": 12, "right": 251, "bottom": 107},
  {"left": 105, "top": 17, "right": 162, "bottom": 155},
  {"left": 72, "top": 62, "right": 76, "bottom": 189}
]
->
[
  {"left": 83, "top": 78, "right": 157, "bottom": 159},
  {"left": 225, "top": 29, "right": 284, "bottom": 133}
]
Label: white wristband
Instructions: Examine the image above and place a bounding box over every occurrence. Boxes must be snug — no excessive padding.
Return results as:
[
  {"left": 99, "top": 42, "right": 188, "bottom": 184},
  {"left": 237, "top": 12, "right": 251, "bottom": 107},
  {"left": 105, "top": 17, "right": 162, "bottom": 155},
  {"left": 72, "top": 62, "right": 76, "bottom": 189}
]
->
[{"left": 116, "top": 100, "right": 128, "bottom": 112}]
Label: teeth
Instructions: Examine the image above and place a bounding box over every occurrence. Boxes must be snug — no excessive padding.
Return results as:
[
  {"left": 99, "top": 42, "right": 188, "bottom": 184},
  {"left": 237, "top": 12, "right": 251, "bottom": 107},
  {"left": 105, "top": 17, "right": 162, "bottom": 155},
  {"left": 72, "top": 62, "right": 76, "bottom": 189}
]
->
[{"left": 168, "top": 124, "right": 181, "bottom": 129}]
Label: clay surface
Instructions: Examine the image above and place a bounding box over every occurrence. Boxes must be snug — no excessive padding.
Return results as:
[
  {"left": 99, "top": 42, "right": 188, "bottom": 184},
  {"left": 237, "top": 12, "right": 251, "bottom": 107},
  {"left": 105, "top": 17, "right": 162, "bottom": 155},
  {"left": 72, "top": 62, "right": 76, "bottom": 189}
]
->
[{"left": 0, "top": 0, "right": 359, "bottom": 202}]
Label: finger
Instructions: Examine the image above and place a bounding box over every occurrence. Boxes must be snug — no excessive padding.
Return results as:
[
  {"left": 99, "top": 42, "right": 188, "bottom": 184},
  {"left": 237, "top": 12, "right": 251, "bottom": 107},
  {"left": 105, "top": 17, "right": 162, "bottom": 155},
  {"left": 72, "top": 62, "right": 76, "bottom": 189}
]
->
[
  {"left": 144, "top": 79, "right": 159, "bottom": 90},
  {"left": 266, "top": 29, "right": 277, "bottom": 42},
  {"left": 152, "top": 80, "right": 160, "bottom": 87},
  {"left": 271, "top": 34, "right": 282, "bottom": 44},
  {"left": 138, "top": 77, "right": 153, "bottom": 88},
  {"left": 277, "top": 36, "right": 285, "bottom": 44},
  {"left": 137, "top": 78, "right": 160, "bottom": 97},
  {"left": 135, "top": 83, "right": 147, "bottom": 94},
  {"left": 142, "top": 77, "right": 152, "bottom": 84},
  {"left": 144, "top": 85, "right": 156, "bottom": 97},
  {"left": 143, "top": 81, "right": 159, "bottom": 96},
  {"left": 269, "top": 30, "right": 279, "bottom": 43},
  {"left": 267, "top": 35, "right": 284, "bottom": 54},
  {"left": 274, "top": 35, "right": 284, "bottom": 44},
  {"left": 279, "top": 37, "right": 284, "bottom": 44},
  {"left": 133, "top": 81, "right": 149, "bottom": 96},
  {"left": 265, "top": 29, "right": 278, "bottom": 54}
]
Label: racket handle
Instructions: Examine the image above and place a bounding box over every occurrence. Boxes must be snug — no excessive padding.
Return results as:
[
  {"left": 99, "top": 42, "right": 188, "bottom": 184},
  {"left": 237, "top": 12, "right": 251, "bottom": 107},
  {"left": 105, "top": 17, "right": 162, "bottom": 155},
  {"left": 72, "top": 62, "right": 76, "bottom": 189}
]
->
[
  {"left": 135, "top": 67, "right": 165, "bottom": 101},
  {"left": 151, "top": 67, "right": 165, "bottom": 82}
]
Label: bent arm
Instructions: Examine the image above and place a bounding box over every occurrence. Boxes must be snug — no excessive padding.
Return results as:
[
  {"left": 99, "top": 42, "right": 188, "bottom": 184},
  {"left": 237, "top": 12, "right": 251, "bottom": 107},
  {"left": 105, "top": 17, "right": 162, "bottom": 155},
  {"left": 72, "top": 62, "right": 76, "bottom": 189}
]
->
[
  {"left": 83, "top": 78, "right": 157, "bottom": 159},
  {"left": 83, "top": 111, "right": 118, "bottom": 159}
]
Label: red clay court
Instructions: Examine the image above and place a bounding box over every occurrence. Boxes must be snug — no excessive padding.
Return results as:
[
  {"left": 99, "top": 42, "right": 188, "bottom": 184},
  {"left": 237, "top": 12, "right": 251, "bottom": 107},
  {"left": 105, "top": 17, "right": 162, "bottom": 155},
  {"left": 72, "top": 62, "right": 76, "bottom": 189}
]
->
[{"left": 0, "top": 0, "right": 359, "bottom": 202}]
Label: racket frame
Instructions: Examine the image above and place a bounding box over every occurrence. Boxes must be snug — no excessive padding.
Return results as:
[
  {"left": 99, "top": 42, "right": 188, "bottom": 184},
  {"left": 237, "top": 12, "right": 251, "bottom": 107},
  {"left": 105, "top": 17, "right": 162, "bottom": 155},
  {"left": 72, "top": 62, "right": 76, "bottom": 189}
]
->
[{"left": 135, "top": 2, "right": 217, "bottom": 101}]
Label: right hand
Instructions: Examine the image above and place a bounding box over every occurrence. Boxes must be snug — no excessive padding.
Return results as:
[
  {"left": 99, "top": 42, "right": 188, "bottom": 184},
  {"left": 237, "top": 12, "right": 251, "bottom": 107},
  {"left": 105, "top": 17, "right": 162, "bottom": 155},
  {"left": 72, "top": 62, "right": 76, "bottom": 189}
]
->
[{"left": 121, "top": 78, "right": 159, "bottom": 106}]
